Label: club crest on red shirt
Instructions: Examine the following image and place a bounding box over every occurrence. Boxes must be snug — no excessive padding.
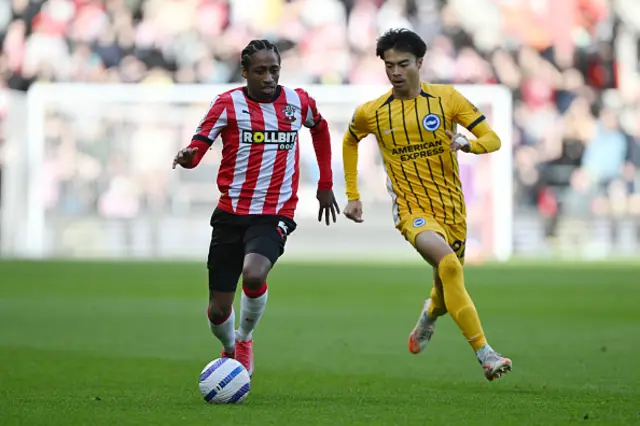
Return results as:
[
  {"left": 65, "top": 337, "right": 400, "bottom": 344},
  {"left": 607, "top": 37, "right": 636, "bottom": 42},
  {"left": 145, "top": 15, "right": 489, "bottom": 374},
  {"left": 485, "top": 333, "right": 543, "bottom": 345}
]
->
[{"left": 282, "top": 104, "right": 297, "bottom": 123}]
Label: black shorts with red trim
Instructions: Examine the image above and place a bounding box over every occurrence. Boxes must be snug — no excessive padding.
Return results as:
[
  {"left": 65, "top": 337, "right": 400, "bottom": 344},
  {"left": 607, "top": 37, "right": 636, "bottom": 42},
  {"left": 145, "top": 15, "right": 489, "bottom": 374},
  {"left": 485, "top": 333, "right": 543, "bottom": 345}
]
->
[{"left": 206, "top": 207, "right": 296, "bottom": 293}]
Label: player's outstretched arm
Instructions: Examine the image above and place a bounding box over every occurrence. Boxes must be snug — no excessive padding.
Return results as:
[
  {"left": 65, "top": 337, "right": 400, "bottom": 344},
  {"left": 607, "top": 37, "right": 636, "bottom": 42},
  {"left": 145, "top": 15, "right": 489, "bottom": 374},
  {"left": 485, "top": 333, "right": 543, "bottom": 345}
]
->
[
  {"left": 343, "top": 105, "right": 369, "bottom": 223},
  {"left": 302, "top": 90, "right": 340, "bottom": 226},
  {"left": 310, "top": 118, "right": 339, "bottom": 226},
  {"left": 173, "top": 94, "right": 228, "bottom": 170},
  {"left": 448, "top": 88, "right": 501, "bottom": 155},
  {"left": 343, "top": 134, "right": 363, "bottom": 223}
]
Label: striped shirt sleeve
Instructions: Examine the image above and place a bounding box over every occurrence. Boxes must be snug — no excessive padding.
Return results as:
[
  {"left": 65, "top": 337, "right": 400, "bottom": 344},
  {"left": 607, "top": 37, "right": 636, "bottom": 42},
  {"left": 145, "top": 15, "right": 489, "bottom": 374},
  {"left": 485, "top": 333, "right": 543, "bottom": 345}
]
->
[{"left": 193, "top": 94, "right": 228, "bottom": 145}]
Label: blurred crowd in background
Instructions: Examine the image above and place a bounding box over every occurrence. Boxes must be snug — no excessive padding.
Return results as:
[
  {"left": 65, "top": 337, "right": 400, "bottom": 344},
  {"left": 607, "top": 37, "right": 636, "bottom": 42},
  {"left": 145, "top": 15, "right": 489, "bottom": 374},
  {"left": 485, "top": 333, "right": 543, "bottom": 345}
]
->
[{"left": 2, "top": 0, "right": 640, "bottom": 253}]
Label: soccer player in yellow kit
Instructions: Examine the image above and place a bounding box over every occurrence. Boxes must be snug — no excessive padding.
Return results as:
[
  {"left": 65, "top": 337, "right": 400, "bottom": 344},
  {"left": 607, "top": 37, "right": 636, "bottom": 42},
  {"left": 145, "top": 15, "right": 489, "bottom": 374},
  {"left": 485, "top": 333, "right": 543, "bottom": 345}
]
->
[{"left": 342, "top": 28, "right": 512, "bottom": 381}]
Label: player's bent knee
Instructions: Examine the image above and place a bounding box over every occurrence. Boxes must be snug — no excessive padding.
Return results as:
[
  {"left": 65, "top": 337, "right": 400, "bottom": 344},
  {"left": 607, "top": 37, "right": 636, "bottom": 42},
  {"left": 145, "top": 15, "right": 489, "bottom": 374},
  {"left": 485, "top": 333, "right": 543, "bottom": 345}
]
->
[
  {"left": 242, "top": 266, "right": 266, "bottom": 289},
  {"left": 437, "top": 253, "right": 463, "bottom": 279},
  {"left": 207, "top": 300, "right": 233, "bottom": 324},
  {"left": 242, "top": 253, "right": 272, "bottom": 289}
]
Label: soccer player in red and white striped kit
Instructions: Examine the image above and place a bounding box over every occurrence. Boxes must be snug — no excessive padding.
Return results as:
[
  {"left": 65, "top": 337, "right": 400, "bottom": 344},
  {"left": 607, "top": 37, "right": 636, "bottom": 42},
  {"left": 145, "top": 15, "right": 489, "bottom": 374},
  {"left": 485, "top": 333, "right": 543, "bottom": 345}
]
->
[{"left": 172, "top": 40, "right": 339, "bottom": 377}]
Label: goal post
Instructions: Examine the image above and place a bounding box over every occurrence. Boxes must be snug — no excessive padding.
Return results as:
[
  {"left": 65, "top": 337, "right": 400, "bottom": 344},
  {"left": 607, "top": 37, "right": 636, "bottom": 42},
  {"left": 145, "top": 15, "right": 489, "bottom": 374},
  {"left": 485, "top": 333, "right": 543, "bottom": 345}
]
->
[
  {"left": 5, "top": 82, "right": 512, "bottom": 262},
  {"left": 0, "top": 89, "right": 29, "bottom": 256}
]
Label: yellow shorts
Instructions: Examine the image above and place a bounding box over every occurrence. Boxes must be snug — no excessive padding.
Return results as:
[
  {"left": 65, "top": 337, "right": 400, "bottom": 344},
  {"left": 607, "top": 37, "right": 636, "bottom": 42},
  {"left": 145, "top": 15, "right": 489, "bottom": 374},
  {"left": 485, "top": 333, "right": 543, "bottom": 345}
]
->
[{"left": 396, "top": 213, "right": 467, "bottom": 263}]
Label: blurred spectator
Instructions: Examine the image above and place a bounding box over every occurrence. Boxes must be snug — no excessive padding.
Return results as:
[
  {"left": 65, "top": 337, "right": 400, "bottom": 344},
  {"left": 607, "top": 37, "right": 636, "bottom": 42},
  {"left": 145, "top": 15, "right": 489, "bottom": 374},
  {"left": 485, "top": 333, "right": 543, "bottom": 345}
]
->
[{"left": 581, "top": 107, "right": 627, "bottom": 191}]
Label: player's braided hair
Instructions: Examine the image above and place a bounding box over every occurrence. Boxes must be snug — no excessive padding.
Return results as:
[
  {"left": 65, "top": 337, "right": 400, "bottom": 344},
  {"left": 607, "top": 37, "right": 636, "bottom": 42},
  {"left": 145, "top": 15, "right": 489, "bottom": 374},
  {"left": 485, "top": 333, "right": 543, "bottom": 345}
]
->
[
  {"left": 376, "top": 28, "right": 427, "bottom": 60},
  {"left": 240, "top": 39, "right": 281, "bottom": 70}
]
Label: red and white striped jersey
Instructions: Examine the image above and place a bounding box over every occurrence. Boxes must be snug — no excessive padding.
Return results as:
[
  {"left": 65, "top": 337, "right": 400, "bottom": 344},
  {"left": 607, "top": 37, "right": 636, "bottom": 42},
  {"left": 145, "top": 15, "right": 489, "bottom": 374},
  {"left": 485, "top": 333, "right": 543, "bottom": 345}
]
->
[{"left": 192, "top": 85, "right": 324, "bottom": 219}]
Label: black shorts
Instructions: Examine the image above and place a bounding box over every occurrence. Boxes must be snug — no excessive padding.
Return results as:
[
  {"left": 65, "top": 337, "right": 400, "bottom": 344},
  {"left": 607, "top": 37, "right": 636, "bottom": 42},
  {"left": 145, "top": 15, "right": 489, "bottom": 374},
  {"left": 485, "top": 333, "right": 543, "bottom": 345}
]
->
[{"left": 207, "top": 207, "right": 296, "bottom": 293}]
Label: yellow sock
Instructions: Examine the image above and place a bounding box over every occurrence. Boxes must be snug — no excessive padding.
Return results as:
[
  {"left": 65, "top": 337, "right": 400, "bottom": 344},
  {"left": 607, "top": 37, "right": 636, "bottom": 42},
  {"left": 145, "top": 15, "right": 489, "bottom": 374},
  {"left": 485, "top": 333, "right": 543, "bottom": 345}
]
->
[
  {"left": 437, "top": 253, "right": 488, "bottom": 351},
  {"left": 427, "top": 282, "right": 448, "bottom": 317}
]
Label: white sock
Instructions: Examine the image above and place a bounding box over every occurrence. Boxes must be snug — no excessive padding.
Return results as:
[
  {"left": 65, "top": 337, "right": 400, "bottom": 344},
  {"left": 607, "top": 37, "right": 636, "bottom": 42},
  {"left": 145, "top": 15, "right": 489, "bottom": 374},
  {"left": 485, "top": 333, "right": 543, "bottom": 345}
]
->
[
  {"left": 236, "top": 288, "right": 268, "bottom": 342},
  {"left": 208, "top": 307, "right": 236, "bottom": 354}
]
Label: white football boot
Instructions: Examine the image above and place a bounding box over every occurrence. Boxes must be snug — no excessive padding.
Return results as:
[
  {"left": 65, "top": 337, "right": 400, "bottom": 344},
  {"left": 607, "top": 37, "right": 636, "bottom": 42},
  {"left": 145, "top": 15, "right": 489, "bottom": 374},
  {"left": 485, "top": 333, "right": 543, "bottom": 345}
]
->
[
  {"left": 408, "top": 298, "right": 436, "bottom": 354},
  {"left": 479, "top": 350, "right": 512, "bottom": 381}
]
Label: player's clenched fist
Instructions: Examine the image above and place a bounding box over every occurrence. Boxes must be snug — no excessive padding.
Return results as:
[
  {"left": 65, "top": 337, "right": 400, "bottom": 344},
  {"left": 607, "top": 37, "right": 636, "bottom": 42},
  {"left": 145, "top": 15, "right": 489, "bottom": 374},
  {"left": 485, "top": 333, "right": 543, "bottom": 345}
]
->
[
  {"left": 344, "top": 199, "right": 364, "bottom": 223},
  {"left": 172, "top": 147, "right": 199, "bottom": 169},
  {"left": 445, "top": 130, "right": 471, "bottom": 153}
]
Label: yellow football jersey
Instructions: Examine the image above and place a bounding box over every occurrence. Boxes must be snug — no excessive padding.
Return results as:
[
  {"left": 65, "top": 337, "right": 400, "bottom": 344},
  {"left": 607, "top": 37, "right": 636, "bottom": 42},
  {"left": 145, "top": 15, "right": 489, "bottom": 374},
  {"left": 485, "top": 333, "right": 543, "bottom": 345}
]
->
[{"left": 343, "top": 82, "right": 500, "bottom": 226}]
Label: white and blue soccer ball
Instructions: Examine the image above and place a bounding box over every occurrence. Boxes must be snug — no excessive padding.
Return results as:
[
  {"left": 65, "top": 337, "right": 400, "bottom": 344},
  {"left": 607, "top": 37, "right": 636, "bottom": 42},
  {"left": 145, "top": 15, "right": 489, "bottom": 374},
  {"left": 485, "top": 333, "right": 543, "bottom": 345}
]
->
[{"left": 198, "top": 357, "right": 251, "bottom": 404}]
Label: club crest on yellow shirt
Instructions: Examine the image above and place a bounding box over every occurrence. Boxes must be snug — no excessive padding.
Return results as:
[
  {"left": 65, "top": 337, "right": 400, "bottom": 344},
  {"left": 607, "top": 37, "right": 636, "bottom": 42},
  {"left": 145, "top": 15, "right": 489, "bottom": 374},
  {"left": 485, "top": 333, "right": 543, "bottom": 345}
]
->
[
  {"left": 413, "top": 217, "right": 426, "bottom": 227},
  {"left": 422, "top": 114, "right": 441, "bottom": 132}
]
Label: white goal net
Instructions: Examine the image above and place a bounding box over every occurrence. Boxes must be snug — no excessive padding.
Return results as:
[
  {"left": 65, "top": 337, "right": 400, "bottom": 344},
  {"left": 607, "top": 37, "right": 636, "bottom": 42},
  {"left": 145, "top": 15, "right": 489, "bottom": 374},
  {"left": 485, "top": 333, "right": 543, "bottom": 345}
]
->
[{"left": 1, "top": 83, "right": 512, "bottom": 262}]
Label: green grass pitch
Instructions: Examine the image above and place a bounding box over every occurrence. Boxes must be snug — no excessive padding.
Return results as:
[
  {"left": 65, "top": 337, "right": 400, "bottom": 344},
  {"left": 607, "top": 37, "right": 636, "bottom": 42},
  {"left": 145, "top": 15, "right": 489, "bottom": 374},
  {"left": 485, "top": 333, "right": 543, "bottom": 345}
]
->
[{"left": 0, "top": 260, "right": 638, "bottom": 425}]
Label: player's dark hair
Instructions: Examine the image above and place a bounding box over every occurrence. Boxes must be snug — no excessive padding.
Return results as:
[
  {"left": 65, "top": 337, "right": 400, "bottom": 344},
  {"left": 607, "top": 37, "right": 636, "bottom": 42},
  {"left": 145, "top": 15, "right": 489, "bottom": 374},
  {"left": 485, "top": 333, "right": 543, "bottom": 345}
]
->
[
  {"left": 241, "top": 39, "right": 281, "bottom": 70},
  {"left": 376, "top": 28, "right": 427, "bottom": 60}
]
